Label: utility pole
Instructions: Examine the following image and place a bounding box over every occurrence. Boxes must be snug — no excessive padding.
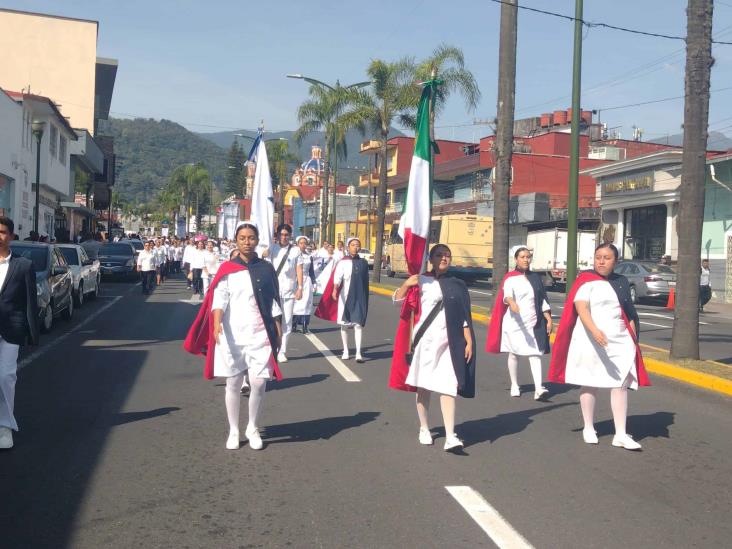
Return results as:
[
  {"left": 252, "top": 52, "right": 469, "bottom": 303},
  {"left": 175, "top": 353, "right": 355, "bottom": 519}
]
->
[
  {"left": 566, "top": 0, "right": 584, "bottom": 289},
  {"left": 492, "top": 0, "right": 518, "bottom": 303},
  {"left": 671, "top": 0, "right": 714, "bottom": 360}
]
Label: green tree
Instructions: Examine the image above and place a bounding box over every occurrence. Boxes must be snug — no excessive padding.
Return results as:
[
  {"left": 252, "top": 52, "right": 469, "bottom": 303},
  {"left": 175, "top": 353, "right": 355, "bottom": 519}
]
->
[
  {"left": 167, "top": 162, "right": 211, "bottom": 233},
  {"left": 224, "top": 138, "right": 246, "bottom": 197}
]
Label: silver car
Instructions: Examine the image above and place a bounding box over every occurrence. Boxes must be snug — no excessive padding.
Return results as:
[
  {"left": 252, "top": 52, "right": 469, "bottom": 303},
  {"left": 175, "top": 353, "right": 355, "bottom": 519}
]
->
[
  {"left": 57, "top": 244, "right": 101, "bottom": 307},
  {"left": 614, "top": 260, "right": 676, "bottom": 303}
]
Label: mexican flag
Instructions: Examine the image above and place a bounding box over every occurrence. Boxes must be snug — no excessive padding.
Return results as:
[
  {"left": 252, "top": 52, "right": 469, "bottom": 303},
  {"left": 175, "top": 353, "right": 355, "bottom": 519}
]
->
[{"left": 398, "top": 85, "right": 433, "bottom": 275}]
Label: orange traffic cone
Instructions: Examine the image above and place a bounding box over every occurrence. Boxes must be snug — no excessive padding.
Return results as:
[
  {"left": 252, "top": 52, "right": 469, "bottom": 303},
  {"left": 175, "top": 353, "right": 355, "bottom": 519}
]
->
[{"left": 666, "top": 287, "right": 675, "bottom": 310}]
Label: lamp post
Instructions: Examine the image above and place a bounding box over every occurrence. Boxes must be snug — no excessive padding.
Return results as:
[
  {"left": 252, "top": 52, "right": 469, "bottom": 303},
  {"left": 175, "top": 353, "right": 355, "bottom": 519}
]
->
[
  {"left": 287, "top": 74, "right": 371, "bottom": 242},
  {"left": 31, "top": 120, "right": 46, "bottom": 236}
]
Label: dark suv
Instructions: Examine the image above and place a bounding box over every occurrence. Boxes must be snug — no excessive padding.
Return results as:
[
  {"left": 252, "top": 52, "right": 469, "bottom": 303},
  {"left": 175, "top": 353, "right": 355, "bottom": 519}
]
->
[
  {"left": 10, "top": 241, "right": 74, "bottom": 333},
  {"left": 98, "top": 242, "right": 138, "bottom": 280}
]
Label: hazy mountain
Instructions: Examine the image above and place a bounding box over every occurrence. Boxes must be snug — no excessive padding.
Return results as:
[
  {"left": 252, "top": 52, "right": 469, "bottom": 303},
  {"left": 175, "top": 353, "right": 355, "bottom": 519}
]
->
[
  {"left": 196, "top": 127, "right": 406, "bottom": 183},
  {"left": 108, "top": 118, "right": 228, "bottom": 204},
  {"left": 650, "top": 130, "right": 732, "bottom": 151}
]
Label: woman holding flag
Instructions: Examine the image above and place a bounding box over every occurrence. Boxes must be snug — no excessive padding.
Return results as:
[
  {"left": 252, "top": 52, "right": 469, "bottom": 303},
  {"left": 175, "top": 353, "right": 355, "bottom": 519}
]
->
[
  {"left": 548, "top": 243, "right": 650, "bottom": 450},
  {"left": 183, "top": 222, "right": 283, "bottom": 451},
  {"left": 315, "top": 237, "right": 370, "bottom": 361},
  {"left": 486, "top": 246, "right": 552, "bottom": 400},
  {"left": 391, "top": 244, "right": 475, "bottom": 452}
]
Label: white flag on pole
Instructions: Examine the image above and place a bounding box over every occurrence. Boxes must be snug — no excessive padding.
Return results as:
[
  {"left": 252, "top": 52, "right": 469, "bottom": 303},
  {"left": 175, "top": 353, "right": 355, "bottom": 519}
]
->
[{"left": 248, "top": 133, "right": 274, "bottom": 249}]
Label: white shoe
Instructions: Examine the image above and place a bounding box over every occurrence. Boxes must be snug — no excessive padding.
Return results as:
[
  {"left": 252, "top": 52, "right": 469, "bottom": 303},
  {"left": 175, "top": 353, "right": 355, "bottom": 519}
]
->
[
  {"left": 612, "top": 433, "right": 642, "bottom": 451},
  {"left": 355, "top": 355, "right": 365, "bottom": 363},
  {"left": 277, "top": 353, "right": 288, "bottom": 363},
  {"left": 0, "top": 427, "right": 13, "bottom": 449},
  {"left": 444, "top": 435, "right": 464, "bottom": 452},
  {"left": 534, "top": 387, "right": 549, "bottom": 401},
  {"left": 582, "top": 429, "right": 599, "bottom": 444},
  {"left": 226, "top": 431, "right": 240, "bottom": 450},
  {"left": 418, "top": 428, "right": 433, "bottom": 445},
  {"left": 510, "top": 385, "right": 520, "bottom": 397},
  {"left": 341, "top": 352, "right": 350, "bottom": 360},
  {"left": 246, "top": 427, "right": 263, "bottom": 450}
]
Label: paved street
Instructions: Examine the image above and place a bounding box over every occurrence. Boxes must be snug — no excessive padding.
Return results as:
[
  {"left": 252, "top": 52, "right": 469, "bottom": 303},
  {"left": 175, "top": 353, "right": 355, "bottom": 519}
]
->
[{"left": 1, "top": 275, "right": 731, "bottom": 548}]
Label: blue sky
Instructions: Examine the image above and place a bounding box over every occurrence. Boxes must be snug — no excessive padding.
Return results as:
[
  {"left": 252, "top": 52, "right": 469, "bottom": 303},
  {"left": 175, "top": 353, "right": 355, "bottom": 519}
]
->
[{"left": 5, "top": 0, "right": 732, "bottom": 145}]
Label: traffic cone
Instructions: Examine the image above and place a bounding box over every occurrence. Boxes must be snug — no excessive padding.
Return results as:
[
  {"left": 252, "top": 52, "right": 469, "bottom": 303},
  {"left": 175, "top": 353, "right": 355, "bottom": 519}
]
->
[{"left": 666, "top": 287, "right": 675, "bottom": 310}]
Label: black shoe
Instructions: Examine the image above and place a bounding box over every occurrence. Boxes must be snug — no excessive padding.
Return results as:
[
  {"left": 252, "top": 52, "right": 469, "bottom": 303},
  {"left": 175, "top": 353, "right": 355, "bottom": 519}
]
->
[
  {"left": 240, "top": 385, "right": 250, "bottom": 397},
  {"left": 302, "top": 327, "right": 311, "bottom": 335}
]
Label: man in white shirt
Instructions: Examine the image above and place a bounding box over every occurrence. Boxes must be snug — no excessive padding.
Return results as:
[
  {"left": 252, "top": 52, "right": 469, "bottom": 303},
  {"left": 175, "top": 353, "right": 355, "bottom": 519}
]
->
[
  {"left": 136, "top": 240, "right": 156, "bottom": 295},
  {"left": 265, "top": 223, "right": 303, "bottom": 362},
  {"left": 182, "top": 239, "right": 196, "bottom": 289}
]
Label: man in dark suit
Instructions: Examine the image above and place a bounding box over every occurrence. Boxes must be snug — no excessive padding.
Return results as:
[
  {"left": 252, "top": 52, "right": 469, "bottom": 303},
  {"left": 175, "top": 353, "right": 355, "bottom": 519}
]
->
[{"left": 0, "top": 217, "right": 39, "bottom": 449}]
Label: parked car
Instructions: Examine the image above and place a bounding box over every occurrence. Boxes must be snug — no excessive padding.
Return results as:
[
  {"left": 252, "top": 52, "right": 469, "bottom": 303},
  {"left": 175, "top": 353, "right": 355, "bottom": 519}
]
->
[
  {"left": 98, "top": 242, "right": 138, "bottom": 280},
  {"left": 359, "top": 248, "right": 375, "bottom": 269},
  {"left": 614, "top": 260, "right": 676, "bottom": 303},
  {"left": 56, "top": 243, "right": 101, "bottom": 307},
  {"left": 10, "top": 241, "right": 74, "bottom": 333}
]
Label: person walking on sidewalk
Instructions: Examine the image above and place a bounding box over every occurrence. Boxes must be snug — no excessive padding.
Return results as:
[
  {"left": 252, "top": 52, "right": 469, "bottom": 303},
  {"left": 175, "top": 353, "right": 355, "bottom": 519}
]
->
[
  {"left": 0, "top": 217, "right": 39, "bottom": 449},
  {"left": 265, "top": 224, "right": 303, "bottom": 363},
  {"left": 389, "top": 244, "right": 475, "bottom": 453},
  {"left": 292, "top": 235, "right": 315, "bottom": 334},
  {"left": 184, "top": 222, "right": 283, "bottom": 451},
  {"left": 548, "top": 243, "right": 651, "bottom": 451},
  {"left": 315, "top": 237, "right": 370, "bottom": 362},
  {"left": 699, "top": 258, "right": 711, "bottom": 312},
  {"left": 137, "top": 240, "right": 156, "bottom": 295},
  {"left": 486, "top": 247, "right": 552, "bottom": 400}
]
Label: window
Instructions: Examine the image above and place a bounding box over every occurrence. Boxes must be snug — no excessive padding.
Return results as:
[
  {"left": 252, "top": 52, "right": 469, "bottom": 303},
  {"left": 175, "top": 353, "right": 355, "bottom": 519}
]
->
[
  {"left": 49, "top": 124, "right": 58, "bottom": 158},
  {"left": 59, "top": 136, "right": 67, "bottom": 165}
]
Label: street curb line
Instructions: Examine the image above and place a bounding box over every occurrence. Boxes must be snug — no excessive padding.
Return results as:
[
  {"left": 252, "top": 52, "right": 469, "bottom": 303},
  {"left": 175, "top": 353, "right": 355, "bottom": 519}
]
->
[{"left": 369, "top": 282, "right": 732, "bottom": 398}]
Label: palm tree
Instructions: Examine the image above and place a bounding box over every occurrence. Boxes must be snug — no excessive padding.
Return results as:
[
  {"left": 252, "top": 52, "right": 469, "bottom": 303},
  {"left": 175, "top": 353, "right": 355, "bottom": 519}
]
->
[
  {"left": 294, "top": 84, "right": 366, "bottom": 242},
  {"left": 168, "top": 162, "right": 211, "bottom": 234}
]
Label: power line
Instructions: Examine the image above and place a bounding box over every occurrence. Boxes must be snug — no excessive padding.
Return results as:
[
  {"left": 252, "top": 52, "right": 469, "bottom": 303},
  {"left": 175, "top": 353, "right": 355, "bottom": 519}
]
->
[
  {"left": 598, "top": 85, "right": 732, "bottom": 112},
  {"left": 486, "top": 0, "right": 732, "bottom": 45}
]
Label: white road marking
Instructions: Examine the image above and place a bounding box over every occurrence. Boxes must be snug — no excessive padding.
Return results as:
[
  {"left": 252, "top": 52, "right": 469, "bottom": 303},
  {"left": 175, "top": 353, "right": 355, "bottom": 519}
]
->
[
  {"left": 446, "top": 486, "right": 534, "bottom": 549},
  {"left": 639, "top": 312, "right": 709, "bottom": 325},
  {"left": 468, "top": 289, "right": 493, "bottom": 296},
  {"left": 641, "top": 321, "right": 671, "bottom": 329},
  {"left": 81, "top": 339, "right": 160, "bottom": 348},
  {"left": 304, "top": 333, "right": 361, "bottom": 382},
  {"left": 18, "top": 296, "right": 123, "bottom": 370}
]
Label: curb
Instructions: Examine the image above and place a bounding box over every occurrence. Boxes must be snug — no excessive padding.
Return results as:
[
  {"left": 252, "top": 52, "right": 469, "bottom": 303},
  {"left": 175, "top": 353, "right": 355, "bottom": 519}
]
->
[{"left": 369, "top": 282, "right": 732, "bottom": 398}]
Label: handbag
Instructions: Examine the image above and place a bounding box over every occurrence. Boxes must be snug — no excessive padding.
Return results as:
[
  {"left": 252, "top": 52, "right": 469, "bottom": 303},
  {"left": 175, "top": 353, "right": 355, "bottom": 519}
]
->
[{"left": 405, "top": 299, "right": 444, "bottom": 365}]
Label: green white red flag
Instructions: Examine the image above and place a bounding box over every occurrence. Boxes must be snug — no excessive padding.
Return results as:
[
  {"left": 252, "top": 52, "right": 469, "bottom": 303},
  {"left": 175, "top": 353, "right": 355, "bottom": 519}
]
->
[{"left": 398, "top": 84, "right": 434, "bottom": 275}]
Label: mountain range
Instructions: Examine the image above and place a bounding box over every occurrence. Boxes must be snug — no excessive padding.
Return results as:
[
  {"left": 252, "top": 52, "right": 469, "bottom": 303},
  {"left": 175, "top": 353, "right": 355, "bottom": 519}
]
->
[{"left": 650, "top": 130, "right": 732, "bottom": 151}]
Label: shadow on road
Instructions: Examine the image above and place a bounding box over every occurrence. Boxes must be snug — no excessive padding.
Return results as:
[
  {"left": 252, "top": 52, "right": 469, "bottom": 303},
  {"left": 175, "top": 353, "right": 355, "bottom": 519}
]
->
[
  {"left": 590, "top": 411, "right": 675, "bottom": 441},
  {"left": 108, "top": 406, "right": 181, "bottom": 426},
  {"left": 263, "top": 411, "right": 380, "bottom": 444},
  {"left": 457, "top": 402, "right": 575, "bottom": 447},
  {"left": 267, "top": 374, "right": 330, "bottom": 391}
]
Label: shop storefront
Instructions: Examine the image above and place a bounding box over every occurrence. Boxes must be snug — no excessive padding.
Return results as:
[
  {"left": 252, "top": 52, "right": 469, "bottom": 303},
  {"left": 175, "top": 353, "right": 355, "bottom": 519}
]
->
[{"left": 583, "top": 151, "right": 683, "bottom": 262}]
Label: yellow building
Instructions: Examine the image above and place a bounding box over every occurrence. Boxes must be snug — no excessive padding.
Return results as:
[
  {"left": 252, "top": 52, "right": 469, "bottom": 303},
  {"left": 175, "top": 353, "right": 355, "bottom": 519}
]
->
[{"left": 0, "top": 8, "right": 117, "bottom": 135}]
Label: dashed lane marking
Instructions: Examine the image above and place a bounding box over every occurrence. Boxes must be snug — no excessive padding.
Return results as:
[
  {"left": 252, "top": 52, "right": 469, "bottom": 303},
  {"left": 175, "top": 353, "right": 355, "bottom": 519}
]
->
[
  {"left": 304, "top": 333, "right": 361, "bottom": 382},
  {"left": 18, "top": 296, "right": 123, "bottom": 370},
  {"left": 446, "top": 486, "right": 534, "bottom": 549}
]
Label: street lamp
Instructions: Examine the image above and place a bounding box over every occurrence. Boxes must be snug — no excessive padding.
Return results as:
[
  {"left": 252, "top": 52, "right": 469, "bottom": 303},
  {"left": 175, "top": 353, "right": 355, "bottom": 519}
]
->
[
  {"left": 31, "top": 120, "right": 46, "bottom": 236},
  {"left": 287, "top": 74, "right": 371, "bottom": 242}
]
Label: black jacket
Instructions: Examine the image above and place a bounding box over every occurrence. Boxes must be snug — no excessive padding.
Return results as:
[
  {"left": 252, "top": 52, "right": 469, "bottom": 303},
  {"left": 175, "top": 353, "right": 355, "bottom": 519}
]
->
[
  {"left": 440, "top": 276, "right": 477, "bottom": 398},
  {"left": 0, "top": 254, "right": 39, "bottom": 346}
]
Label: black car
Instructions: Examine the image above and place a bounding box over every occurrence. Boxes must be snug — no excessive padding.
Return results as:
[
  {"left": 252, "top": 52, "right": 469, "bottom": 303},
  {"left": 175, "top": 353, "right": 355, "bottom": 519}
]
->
[
  {"left": 98, "top": 242, "right": 138, "bottom": 280},
  {"left": 10, "top": 241, "right": 74, "bottom": 333}
]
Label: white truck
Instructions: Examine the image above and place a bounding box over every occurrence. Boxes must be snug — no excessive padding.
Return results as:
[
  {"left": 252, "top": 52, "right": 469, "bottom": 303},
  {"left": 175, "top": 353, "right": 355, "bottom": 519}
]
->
[{"left": 526, "top": 228, "right": 597, "bottom": 287}]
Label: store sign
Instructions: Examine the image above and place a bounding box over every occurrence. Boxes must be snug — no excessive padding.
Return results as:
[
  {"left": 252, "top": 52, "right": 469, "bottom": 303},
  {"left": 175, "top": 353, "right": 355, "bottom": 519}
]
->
[{"left": 604, "top": 174, "right": 653, "bottom": 195}]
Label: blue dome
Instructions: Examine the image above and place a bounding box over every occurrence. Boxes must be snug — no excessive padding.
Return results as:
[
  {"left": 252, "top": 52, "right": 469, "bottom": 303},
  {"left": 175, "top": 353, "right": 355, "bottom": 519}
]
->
[{"left": 301, "top": 157, "right": 324, "bottom": 172}]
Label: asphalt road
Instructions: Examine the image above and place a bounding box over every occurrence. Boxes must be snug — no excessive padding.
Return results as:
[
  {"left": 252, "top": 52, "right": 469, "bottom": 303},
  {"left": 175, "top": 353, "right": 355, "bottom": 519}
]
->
[{"left": 1, "top": 275, "right": 731, "bottom": 548}]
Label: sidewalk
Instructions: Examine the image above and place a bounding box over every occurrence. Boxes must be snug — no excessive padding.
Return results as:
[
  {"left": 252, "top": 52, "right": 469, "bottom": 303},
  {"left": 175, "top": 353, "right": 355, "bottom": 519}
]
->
[{"left": 369, "top": 280, "right": 732, "bottom": 397}]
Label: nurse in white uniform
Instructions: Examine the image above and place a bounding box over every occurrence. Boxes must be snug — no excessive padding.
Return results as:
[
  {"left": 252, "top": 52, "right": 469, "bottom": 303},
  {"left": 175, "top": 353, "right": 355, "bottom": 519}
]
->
[{"left": 292, "top": 235, "right": 315, "bottom": 333}]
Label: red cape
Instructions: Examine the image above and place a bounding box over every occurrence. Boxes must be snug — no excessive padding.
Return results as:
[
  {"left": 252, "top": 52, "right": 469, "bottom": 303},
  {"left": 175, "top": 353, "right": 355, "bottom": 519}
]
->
[
  {"left": 547, "top": 271, "right": 650, "bottom": 386},
  {"left": 314, "top": 257, "right": 351, "bottom": 322},
  {"left": 183, "top": 260, "right": 282, "bottom": 381},
  {"left": 485, "top": 270, "right": 523, "bottom": 353}
]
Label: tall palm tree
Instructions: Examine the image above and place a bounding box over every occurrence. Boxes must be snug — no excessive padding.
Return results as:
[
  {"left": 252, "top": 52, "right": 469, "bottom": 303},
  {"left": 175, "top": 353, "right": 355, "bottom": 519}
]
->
[
  {"left": 294, "top": 84, "right": 366, "bottom": 242},
  {"left": 168, "top": 162, "right": 211, "bottom": 234}
]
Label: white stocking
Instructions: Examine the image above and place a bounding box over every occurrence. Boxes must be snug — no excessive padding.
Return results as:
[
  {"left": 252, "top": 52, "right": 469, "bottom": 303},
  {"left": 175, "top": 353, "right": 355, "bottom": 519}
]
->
[
  {"left": 507, "top": 353, "right": 519, "bottom": 387},
  {"left": 611, "top": 386, "right": 628, "bottom": 437},
  {"left": 354, "top": 324, "right": 363, "bottom": 356},
  {"left": 225, "top": 373, "right": 245, "bottom": 434},
  {"left": 340, "top": 327, "right": 350, "bottom": 357},
  {"left": 580, "top": 387, "right": 597, "bottom": 431},
  {"left": 247, "top": 376, "right": 267, "bottom": 432},
  {"left": 440, "top": 395, "right": 456, "bottom": 439},
  {"left": 416, "top": 389, "right": 431, "bottom": 430},
  {"left": 528, "top": 355, "right": 544, "bottom": 390}
]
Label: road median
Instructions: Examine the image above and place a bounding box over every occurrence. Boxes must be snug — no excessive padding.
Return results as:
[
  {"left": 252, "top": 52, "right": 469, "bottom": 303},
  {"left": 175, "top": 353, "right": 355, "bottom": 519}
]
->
[{"left": 369, "top": 281, "right": 732, "bottom": 397}]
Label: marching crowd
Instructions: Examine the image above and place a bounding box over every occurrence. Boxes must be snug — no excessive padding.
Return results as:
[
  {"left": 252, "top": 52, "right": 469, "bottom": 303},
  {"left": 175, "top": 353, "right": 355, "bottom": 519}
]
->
[{"left": 181, "top": 220, "right": 650, "bottom": 456}]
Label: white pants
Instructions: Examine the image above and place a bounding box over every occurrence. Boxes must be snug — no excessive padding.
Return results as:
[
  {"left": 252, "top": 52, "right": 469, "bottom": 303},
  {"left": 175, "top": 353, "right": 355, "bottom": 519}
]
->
[
  {"left": 203, "top": 274, "right": 214, "bottom": 296},
  {"left": 0, "top": 337, "right": 20, "bottom": 431},
  {"left": 280, "top": 297, "right": 295, "bottom": 355}
]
